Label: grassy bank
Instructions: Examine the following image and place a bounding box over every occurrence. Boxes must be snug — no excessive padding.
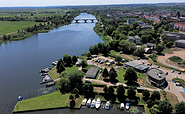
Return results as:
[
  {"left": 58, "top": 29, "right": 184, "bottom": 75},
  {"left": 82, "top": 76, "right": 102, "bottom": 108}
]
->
[
  {"left": 49, "top": 65, "right": 79, "bottom": 80},
  {"left": 0, "top": 21, "right": 40, "bottom": 35},
  {"left": 13, "top": 91, "right": 83, "bottom": 112}
]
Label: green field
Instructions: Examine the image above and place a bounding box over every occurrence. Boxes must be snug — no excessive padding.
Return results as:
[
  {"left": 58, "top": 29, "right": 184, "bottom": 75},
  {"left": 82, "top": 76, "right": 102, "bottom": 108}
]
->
[
  {"left": 13, "top": 91, "right": 83, "bottom": 112},
  {"left": 0, "top": 21, "right": 40, "bottom": 35}
]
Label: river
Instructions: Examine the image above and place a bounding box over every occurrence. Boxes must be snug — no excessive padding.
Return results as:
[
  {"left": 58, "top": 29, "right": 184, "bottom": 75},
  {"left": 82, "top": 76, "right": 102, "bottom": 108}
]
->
[{"left": 0, "top": 13, "right": 104, "bottom": 113}]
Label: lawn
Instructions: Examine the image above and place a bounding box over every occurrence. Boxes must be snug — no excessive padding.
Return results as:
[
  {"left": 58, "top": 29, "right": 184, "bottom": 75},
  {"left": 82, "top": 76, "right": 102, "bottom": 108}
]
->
[
  {"left": 49, "top": 65, "right": 79, "bottom": 80},
  {"left": 13, "top": 91, "right": 83, "bottom": 112},
  {"left": 116, "top": 68, "right": 155, "bottom": 88},
  {"left": 169, "top": 56, "right": 183, "bottom": 63},
  {"left": 0, "top": 21, "right": 40, "bottom": 35}
]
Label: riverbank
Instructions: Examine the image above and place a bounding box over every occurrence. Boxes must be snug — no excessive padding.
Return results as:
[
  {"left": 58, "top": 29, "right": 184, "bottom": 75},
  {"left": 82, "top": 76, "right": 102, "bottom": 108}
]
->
[{"left": 13, "top": 91, "right": 84, "bottom": 113}]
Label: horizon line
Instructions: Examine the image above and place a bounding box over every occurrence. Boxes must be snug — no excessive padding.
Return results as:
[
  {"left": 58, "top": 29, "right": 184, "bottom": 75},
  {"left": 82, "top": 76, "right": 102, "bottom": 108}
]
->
[{"left": 0, "top": 2, "right": 185, "bottom": 8}]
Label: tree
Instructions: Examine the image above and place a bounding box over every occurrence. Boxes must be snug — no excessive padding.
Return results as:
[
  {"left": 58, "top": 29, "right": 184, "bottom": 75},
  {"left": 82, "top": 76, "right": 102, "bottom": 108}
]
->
[
  {"left": 56, "top": 77, "right": 71, "bottom": 93},
  {"left": 150, "top": 104, "right": 160, "bottom": 114},
  {"left": 73, "top": 88, "right": 79, "bottom": 95},
  {"left": 115, "top": 56, "right": 122, "bottom": 65},
  {"left": 175, "top": 101, "right": 185, "bottom": 114},
  {"left": 146, "top": 99, "right": 154, "bottom": 108},
  {"left": 68, "top": 70, "right": 85, "bottom": 91},
  {"left": 142, "top": 90, "right": 150, "bottom": 101},
  {"left": 106, "top": 26, "right": 116, "bottom": 36},
  {"left": 166, "top": 41, "right": 174, "bottom": 48},
  {"left": 71, "top": 55, "right": 77, "bottom": 65},
  {"left": 101, "top": 44, "right": 109, "bottom": 56},
  {"left": 108, "top": 86, "right": 114, "bottom": 95},
  {"left": 108, "top": 67, "right": 118, "bottom": 82},
  {"left": 161, "top": 33, "right": 167, "bottom": 41},
  {"left": 87, "top": 52, "right": 91, "bottom": 59},
  {"left": 102, "top": 68, "right": 108, "bottom": 79},
  {"left": 151, "top": 91, "right": 160, "bottom": 100},
  {"left": 63, "top": 54, "right": 72, "bottom": 66},
  {"left": 141, "top": 35, "right": 148, "bottom": 44},
  {"left": 127, "top": 87, "right": 136, "bottom": 99},
  {"left": 128, "top": 31, "right": 135, "bottom": 36},
  {"left": 133, "top": 46, "right": 145, "bottom": 57},
  {"left": 79, "top": 59, "right": 88, "bottom": 69},
  {"left": 124, "top": 68, "right": 138, "bottom": 84},
  {"left": 158, "top": 27, "right": 163, "bottom": 33},
  {"left": 116, "top": 85, "right": 125, "bottom": 97},
  {"left": 158, "top": 100, "right": 173, "bottom": 114},
  {"left": 155, "top": 45, "right": 163, "bottom": 54},
  {"left": 69, "top": 94, "right": 74, "bottom": 100},
  {"left": 103, "top": 86, "right": 109, "bottom": 94}
]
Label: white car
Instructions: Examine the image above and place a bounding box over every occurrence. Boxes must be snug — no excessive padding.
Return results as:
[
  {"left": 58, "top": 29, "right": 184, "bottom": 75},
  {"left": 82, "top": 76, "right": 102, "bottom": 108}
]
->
[{"left": 171, "top": 70, "right": 174, "bottom": 73}]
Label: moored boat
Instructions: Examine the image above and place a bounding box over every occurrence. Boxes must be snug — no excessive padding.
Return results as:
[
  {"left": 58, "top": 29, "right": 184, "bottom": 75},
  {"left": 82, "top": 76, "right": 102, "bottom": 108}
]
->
[
  {"left": 86, "top": 99, "right": 91, "bottom": 107},
  {"left": 126, "top": 103, "right": 129, "bottom": 110},
  {"left": 95, "top": 98, "right": 101, "bottom": 109},
  {"left": 105, "top": 101, "right": 110, "bottom": 110},
  {"left": 81, "top": 98, "right": 87, "bottom": 106},
  {"left": 120, "top": 103, "right": 124, "bottom": 110},
  {"left": 91, "top": 99, "right": 96, "bottom": 108}
]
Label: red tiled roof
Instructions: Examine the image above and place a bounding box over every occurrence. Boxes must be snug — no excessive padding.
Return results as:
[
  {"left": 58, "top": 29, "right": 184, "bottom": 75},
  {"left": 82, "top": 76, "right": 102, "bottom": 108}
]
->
[{"left": 175, "top": 23, "right": 185, "bottom": 27}]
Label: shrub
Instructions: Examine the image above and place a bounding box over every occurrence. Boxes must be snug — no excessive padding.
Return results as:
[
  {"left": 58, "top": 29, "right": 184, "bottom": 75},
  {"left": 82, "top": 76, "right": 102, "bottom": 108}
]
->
[
  {"left": 149, "top": 54, "right": 158, "bottom": 62},
  {"left": 169, "top": 56, "right": 182, "bottom": 63}
]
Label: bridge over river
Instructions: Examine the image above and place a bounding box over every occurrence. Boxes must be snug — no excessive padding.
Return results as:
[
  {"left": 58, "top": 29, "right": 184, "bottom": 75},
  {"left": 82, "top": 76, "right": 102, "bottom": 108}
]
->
[{"left": 74, "top": 19, "right": 99, "bottom": 23}]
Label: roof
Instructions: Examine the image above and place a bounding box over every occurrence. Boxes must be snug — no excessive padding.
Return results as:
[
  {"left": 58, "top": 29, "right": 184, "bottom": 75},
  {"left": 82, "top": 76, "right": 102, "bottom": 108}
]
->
[
  {"left": 174, "top": 22, "right": 185, "bottom": 27},
  {"left": 175, "top": 40, "right": 185, "bottom": 43},
  {"left": 86, "top": 67, "right": 99, "bottom": 78},
  {"left": 147, "top": 68, "right": 166, "bottom": 80},
  {"left": 125, "top": 61, "right": 139, "bottom": 67},
  {"left": 135, "top": 64, "right": 150, "bottom": 71}
]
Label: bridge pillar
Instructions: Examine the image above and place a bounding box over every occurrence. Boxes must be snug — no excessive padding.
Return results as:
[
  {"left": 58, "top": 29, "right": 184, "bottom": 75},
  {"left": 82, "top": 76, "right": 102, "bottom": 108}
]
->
[
  {"left": 84, "top": 20, "right": 87, "bottom": 23},
  {"left": 75, "top": 20, "right": 79, "bottom": 23}
]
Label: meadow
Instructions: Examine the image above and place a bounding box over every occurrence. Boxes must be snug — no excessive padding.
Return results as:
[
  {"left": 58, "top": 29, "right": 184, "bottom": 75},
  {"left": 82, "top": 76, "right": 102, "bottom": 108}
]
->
[{"left": 0, "top": 21, "right": 40, "bottom": 35}]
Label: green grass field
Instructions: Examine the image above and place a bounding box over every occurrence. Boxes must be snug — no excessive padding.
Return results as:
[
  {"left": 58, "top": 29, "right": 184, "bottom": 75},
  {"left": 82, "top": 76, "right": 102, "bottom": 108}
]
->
[
  {"left": 49, "top": 65, "right": 79, "bottom": 79},
  {"left": 13, "top": 91, "right": 83, "bottom": 112},
  {"left": 0, "top": 21, "right": 40, "bottom": 35}
]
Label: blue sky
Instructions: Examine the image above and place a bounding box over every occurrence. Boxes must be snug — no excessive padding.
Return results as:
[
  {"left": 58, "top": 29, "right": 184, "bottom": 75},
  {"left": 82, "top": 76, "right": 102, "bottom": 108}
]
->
[{"left": 1, "top": 0, "right": 185, "bottom": 7}]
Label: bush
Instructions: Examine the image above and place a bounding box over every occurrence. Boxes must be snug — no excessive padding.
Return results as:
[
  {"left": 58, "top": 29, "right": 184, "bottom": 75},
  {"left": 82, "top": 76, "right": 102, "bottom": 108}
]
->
[
  {"left": 149, "top": 54, "right": 158, "bottom": 62},
  {"left": 92, "top": 83, "right": 106, "bottom": 87},
  {"left": 169, "top": 56, "right": 182, "bottom": 63}
]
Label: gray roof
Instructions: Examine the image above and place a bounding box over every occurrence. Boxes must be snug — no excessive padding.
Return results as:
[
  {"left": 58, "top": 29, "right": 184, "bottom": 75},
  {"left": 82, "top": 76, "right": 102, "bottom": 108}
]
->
[
  {"left": 147, "top": 68, "right": 166, "bottom": 80},
  {"left": 125, "top": 61, "right": 139, "bottom": 67},
  {"left": 134, "top": 64, "right": 150, "bottom": 70},
  {"left": 86, "top": 67, "right": 99, "bottom": 78},
  {"left": 175, "top": 40, "right": 185, "bottom": 43}
]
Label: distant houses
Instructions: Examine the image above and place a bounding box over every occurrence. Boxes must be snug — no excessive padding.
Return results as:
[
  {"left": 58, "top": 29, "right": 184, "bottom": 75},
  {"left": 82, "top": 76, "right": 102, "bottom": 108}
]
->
[
  {"left": 171, "top": 22, "right": 185, "bottom": 32},
  {"left": 127, "top": 18, "right": 137, "bottom": 25},
  {"left": 127, "top": 35, "right": 141, "bottom": 45},
  {"left": 175, "top": 40, "right": 185, "bottom": 48}
]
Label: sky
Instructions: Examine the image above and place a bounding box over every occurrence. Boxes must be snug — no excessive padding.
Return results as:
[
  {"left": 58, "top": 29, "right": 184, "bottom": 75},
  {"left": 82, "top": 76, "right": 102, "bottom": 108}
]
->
[{"left": 0, "top": 0, "right": 185, "bottom": 7}]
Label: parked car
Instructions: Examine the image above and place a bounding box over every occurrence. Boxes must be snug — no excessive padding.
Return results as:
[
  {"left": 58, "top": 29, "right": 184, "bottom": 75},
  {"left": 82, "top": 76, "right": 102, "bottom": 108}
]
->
[
  {"left": 178, "top": 72, "right": 181, "bottom": 75},
  {"left": 119, "top": 51, "right": 123, "bottom": 54},
  {"left": 100, "top": 61, "right": 104, "bottom": 64},
  {"left": 122, "top": 59, "right": 125, "bottom": 62},
  {"left": 137, "top": 57, "right": 140, "bottom": 60},
  {"left": 142, "top": 61, "right": 145, "bottom": 64},
  {"left": 105, "top": 59, "right": 109, "bottom": 62},
  {"left": 98, "top": 60, "right": 101, "bottom": 63},
  {"left": 171, "top": 70, "right": 174, "bottom": 73},
  {"left": 110, "top": 60, "right": 115, "bottom": 64},
  {"left": 91, "top": 55, "right": 97, "bottom": 58},
  {"left": 166, "top": 72, "right": 168, "bottom": 75},
  {"left": 95, "top": 59, "right": 98, "bottom": 62},
  {"left": 157, "top": 66, "right": 160, "bottom": 68},
  {"left": 176, "top": 82, "right": 181, "bottom": 86},
  {"left": 106, "top": 63, "right": 111, "bottom": 66}
]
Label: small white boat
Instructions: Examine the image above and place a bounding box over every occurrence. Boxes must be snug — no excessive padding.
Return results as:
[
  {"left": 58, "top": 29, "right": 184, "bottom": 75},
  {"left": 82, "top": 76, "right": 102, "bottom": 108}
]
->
[
  {"left": 126, "top": 103, "right": 129, "bottom": 110},
  {"left": 105, "top": 101, "right": 110, "bottom": 110},
  {"left": 91, "top": 99, "right": 96, "bottom": 108},
  {"left": 120, "top": 103, "right": 124, "bottom": 110},
  {"left": 86, "top": 99, "right": 91, "bottom": 107},
  {"left": 81, "top": 98, "right": 87, "bottom": 106},
  {"left": 95, "top": 98, "right": 101, "bottom": 109}
]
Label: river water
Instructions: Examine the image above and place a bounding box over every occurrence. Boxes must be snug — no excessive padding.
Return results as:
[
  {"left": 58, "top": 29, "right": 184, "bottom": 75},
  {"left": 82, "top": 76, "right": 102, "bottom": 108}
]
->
[{"left": 0, "top": 13, "right": 104, "bottom": 113}]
